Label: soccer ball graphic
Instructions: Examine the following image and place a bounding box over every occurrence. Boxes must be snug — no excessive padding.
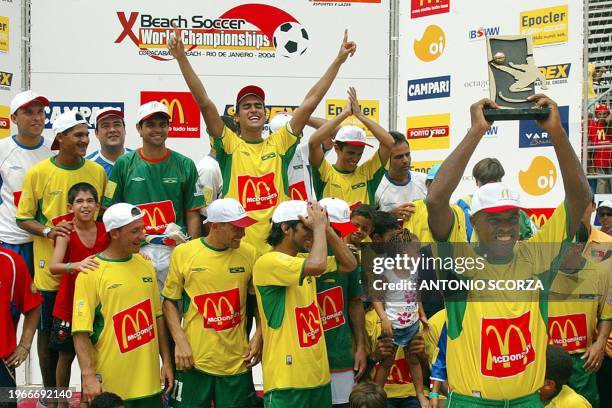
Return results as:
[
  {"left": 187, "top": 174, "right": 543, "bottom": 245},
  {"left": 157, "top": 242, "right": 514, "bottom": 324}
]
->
[{"left": 273, "top": 22, "right": 309, "bottom": 58}]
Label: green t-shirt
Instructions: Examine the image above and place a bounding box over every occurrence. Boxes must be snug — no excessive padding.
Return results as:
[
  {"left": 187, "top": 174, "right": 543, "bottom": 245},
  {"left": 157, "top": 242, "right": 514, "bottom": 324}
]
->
[{"left": 103, "top": 149, "right": 204, "bottom": 235}]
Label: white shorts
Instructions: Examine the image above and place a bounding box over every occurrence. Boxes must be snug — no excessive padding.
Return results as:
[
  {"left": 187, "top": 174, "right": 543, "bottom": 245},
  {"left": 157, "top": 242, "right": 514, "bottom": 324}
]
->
[
  {"left": 140, "top": 243, "right": 173, "bottom": 292},
  {"left": 331, "top": 370, "right": 354, "bottom": 405}
]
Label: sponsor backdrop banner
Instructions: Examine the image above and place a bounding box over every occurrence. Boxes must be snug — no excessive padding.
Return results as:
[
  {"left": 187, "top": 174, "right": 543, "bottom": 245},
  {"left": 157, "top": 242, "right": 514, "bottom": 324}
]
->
[
  {"left": 397, "top": 0, "right": 583, "bottom": 219},
  {"left": 0, "top": 0, "right": 22, "bottom": 138},
  {"left": 30, "top": 0, "right": 390, "bottom": 160}
]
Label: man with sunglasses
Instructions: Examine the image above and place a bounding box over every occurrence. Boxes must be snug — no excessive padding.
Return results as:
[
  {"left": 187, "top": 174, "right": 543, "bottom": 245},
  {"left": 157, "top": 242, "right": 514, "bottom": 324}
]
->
[{"left": 596, "top": 200, "right": 612, "bottom": 236}]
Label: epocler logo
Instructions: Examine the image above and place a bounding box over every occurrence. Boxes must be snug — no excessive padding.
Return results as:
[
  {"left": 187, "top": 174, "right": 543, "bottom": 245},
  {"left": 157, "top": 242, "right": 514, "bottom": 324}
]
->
[
  {"left": 112, "top": 299, "right": 155, "bottom": 353},
  {"left": 317, "top": 286, "right": 345, "bottom": 331},
  {"left": 518, "top": 156, "right": 557, "bottom": 196},
  {"left": 405, "top": 113, "right": 450, "bottom": 150},
  {"left": 194, "top": 287, "right": 241, "bottom": 331},
  {"left": 481, "top": 311, "right": 536, "bottom": 378},
  {"left": 520, "top": 5, "right": 568, "bottom": 46},
  {"left": 237, "top": 173, "right": 279, "bottom": 211},
  {"left": 548, "top": 313, "right": 588, "bottom": 352},
  {"left": 295, "top": 302, "right": 323, "bottom": 348},
  {"left": 414, "top": 25, "right": 445, "bottom": 62},
  {"left": 137, "top": 200, "right": 177, "bottom": 234}
]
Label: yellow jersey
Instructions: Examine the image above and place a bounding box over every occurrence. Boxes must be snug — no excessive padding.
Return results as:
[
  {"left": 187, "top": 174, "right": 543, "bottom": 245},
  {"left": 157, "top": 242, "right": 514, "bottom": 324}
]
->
[
  {"left": 16, "top": 157, "right": 106, "bottom": 290},
  {"left": 404, "top": 200, "right": 467, "bottom": 244},
  {"left": 162, "top": 239, "right": 257, "bottom": 375},
  {"left": 546, "top": 385, "right": 592, "bottom": 407}
]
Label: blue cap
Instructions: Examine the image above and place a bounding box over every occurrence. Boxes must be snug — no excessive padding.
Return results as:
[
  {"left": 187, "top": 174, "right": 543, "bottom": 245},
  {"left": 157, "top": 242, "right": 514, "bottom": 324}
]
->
[{"left": 427, "top": 164, "right": 442, "bottom": 180}]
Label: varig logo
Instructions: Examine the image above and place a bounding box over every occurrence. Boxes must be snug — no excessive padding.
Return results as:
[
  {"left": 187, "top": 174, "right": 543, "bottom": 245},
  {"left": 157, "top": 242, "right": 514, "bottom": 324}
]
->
[
  {"left": 414, "top": 25, "right": 445, "bottom": 62},
  {"left": 141, "top": 91, "right": 200, "bottom": 138},
  {"left": 112, "top": 299, "right": 155, "bottom": 353},
  {"left": 518, "top": 156, "right": 557, "bottom": 196},
  {"left": 194, "top": 287, "right": 241, "bottom": 331},
  {"left": 289, "top": 181, "right": 308, "bottom": 201},
  {"left": 410, "top": 0, "right": 450, "bottom": 19},
  {"left": 520, "top": 5, "right": 568, "bottom": 46},
  {"left": 481, "top": 311, "right": 536, "bottom": 378},
  {"left": 519, "top": 106, "right": 568, "bottom": 149},
  {"left": 237, "top": 173, "right": 279, "bottom": 212},
  {"left": 44, "top": 102, "right": 125, "bottom": 130},
  {"left": 468, "top": 26, "right": 500, "bottom": 40},
  {"left": 115, "top": 5, "right": 309, "bottom": 60},
  {"left": 406, "top": 113, "right": 450, "bottom": 150},
  {"left": 295, "top": 302, "right": 323, "bottom": 348},
  {"left": 548, "top": 313, "right": 588, "bottom": 352},
  {"left": 317, "top": 286, "right": 345, "bottom": 331},
  {"left": 137, "top": 200, "right": 177, "bottom": 234}
]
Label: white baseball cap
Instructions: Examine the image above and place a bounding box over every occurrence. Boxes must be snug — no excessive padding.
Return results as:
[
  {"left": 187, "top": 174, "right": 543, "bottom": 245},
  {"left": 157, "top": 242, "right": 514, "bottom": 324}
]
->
[
  {"left": 269, "top": 112, "right": 292, "bottom": 133},
  {"left": 95, "top": 107, "right": 124, "bottom": 123},
  {"left": 50, "top": 111, "right": 89, "bottom": 150},
  {"left": 103, "top": 203, "right": 144, "bottom": 232},
  {"left": 138, "top": 101, "right": 170, "bottom": 123},
  {"left": 597, "top": 200, "right": 612, "bottom": 211},
  {"left": 470, "top": 182, "right": 522, "bottom": 216},
  {"left": 203, "top": 198, "right": 257, "bottom": 228},
  {"left": 319, "top": 197, "right": 357, "bottom": 237},
  {"left": 272, "top": 200, "right": 308, "bottom": 223},
  {"left": 334, "top": 125, "right": 372, "bottom": 147},
  {"left": 10, "top": 90, "right": 49, "bottom": 115}
]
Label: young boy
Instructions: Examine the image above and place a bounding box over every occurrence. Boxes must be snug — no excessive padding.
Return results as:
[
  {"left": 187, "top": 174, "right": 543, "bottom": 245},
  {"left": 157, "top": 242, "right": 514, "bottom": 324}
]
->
[
  {"left": 372, "top": 229, "right": 428, "bottom": 408},
  {"left": 347, "top": 204, "right": 375, "bottom": 250},
  {"left": 49, "top": 183, "right": 109, "bottom": 408}
]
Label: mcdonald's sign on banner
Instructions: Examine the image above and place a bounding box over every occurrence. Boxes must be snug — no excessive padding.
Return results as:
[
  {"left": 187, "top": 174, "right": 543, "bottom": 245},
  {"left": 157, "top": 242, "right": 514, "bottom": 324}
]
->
[
  {"left": 141, "top": 91, "right": 201, "bottom": 138},
  {"left": 295, "top": 302, "right": 323, "bottom": 348},
  {"left": 289, "top": 181, "right": 308, "bottom": 201},
  {"left": 112, "top": 299, "right": 155, "bottom": 353},
  {"left": 317, "top": 286, "right": 345, "bottom": 332},
  {"left": 522, "top": 207, "right": 555, "bottom": 228},
  {"left": 480, "top": 311, "right": 535, "bottom": 378},
  {"left": 237, "top": 173, "right": 279, "bottom": 212},
  {"left": 193, "top": 287, "right": 241, "bottom": 331},
  {"left": 548, "top": 313, "right": 588, "bottom": 352},
  {"left": 137, "top": 200, "right": 176, "bottom": 234}
]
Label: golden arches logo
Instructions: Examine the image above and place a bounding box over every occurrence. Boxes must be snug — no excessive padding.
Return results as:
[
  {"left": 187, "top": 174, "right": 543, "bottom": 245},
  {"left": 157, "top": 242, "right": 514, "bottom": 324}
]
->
[
  {"left": 121, "top": 308, "right": 152, "bottom": 350},
  {"left": 203, "top": 296, "right": 236, "bottom": 326},
  {"left": 548, "top": 314, "right": 587, "bottom": 351},
  {"left": 389, "top": 359, "right": 410, "bottom": 384},
  {"left": 159, "top": 98, "right": 185, "bottom": 123},
  {"left": 529, "top": 213, "right": 549, "bottom": 227},
  {"left": 321, "top": 295, "right": 341, "bottom": 323},
  {"left": 299, "top": 310, "right": 320, "bottom": 343},
  {"left": 141, "top": 207, "right": 168, "bottom": 227},
  {"left": 485, "top": 324, "right": 529, "bottom": 371},
  {"left": 242, "top": 179, "right": 273, "bottom": 207},
  {"left": 290, "top": 186, "right": 306, "bottom": 201},
  {"left": 597, "top": 128, "right": 606, "bottom": 141},
  {"left": 295, "top": 304, "right": 322, "bottom": 348},
  {"left": 500, "top": 189, "right": 512, "bottom": 200}
]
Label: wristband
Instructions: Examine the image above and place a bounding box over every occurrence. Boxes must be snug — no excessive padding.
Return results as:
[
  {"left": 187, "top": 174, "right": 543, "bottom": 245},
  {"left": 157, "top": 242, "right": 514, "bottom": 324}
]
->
[
  {"left": 66, "top": 262, "right": 71, "bottom": 274},
  {"left": 429, "top": 392, "right": 439, "bottom": 399}
]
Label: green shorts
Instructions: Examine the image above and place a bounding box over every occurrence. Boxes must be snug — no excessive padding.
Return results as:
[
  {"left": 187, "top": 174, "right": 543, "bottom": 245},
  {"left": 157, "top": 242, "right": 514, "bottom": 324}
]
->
[
  {"left": 264, "top": 384, "right": 331, "bottom": 408},
  {"left": 170, "top": 369, "right": 256, "bottom": 408},
  {"left": 445, "top": 391, "right": 543, "bottom": 408},
  {"left": 123, "top": 392, "right": 162, "bottom": 408},
  {"left": 569, "top": 353, "right": 599, "bottom": 408}
]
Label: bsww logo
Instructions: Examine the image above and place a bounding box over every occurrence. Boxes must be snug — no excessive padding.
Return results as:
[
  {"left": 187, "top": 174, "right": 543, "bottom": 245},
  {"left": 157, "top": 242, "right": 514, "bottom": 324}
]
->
[
  {"left": 468, "top": 26, "right": 500, "bottom": 40},
  {"left": 112, "top": 299, "right": 155, "bottom": 353},
  {"left": 548, "top": 313, "right": 588, "bottom": 352},
  {"left": 194, "top": 287, "right": 241, "bottom": 331},
  {"left": 295, "top": 302, "right": 323, "bottom": 348},
  {"left": 407, "top": 75, "right": 450, "bottom": 101},
  {"left": 317, "top": 286, "right": 345, "bottom": 331},
  {"left": 237, "top": 173, "right": 279, "bottom": 211}
]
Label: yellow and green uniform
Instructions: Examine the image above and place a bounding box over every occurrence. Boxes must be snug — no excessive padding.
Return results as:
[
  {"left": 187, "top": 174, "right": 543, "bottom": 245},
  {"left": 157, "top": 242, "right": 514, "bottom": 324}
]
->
[
  {"left": 545, "top": 385, "right": 592, "bottom": 408},
  {"left": 312, "top": 152, "right": 385, "bottom": 209},
  {"left": 103, "top": 149, "right": 204, "bottom": 236},
  {"left": 548, "top": 260, "right": 611, "bottom": 407},
  {"left": 72, "top": 254, "right": 162, "bottom": 401},
  {"left": 254, "top": 251, "right": 337, "bottom": 396},
  {"left": 432, "top": 203, "right": 571, "bottom": 402},
  {"left": 316, "top": 264, "right": 362, "bottom": 372},
  {"left": 16, "top": 157, "right": 106, "bottom": 291},
  {"left": 213, "top": 125, "right": 300, "bottom": 256},
  {"left": 404, "top": 200, "right": 467, "bottom": 243}
]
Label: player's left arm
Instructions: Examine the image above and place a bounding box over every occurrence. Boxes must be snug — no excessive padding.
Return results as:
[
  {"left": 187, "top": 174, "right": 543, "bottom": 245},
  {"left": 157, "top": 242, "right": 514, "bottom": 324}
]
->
[
  {"left": 349, "top": 296, "right": 367, "bottom": 380},
  {"left": 326, "top": 225, "right": 357, "bottom": 273},
  {"left": 186, "top": 211, "right": 202, "bottom": 239},
  {"left": 289, "top": 30, "right": 356, "bottom": 135},
  {"left": 157, "top": 316, "right": 174, "bottom": 393},
  {"left": 351, "top": 87, "right": 394, "bottom": 165},
  {"left": 244, "top": 296, "right": 263, "bottom": 368},
  {"left": 185, "top": 159, "right": 205, "bottom": 238}
]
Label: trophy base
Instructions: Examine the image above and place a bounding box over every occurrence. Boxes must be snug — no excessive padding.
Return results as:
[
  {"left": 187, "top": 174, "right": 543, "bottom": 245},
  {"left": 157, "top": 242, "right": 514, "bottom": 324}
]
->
[{"left": 484, "top": 108, "right": 550, "bottom": 121}]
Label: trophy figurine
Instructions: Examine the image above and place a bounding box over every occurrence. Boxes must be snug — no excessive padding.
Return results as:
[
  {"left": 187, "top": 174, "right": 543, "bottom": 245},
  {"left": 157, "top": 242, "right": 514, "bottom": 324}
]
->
[{"left": 485, "top": 35, "right": 550, "bottom": 121}]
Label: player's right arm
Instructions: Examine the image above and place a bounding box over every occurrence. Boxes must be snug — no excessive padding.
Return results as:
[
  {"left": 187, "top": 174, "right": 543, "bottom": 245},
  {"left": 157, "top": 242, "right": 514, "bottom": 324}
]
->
[
  {"left": 168, "top": 26, "right": 224, "bottom": 138},
  {"left": 426, "top": 99, "right": 498, "bottom": 241},
  {"left": 308, "top": 97, "right": 352, "bottom": 168},
  {"left": 74, "top": 333, "right": 103, "bottom": 402}
]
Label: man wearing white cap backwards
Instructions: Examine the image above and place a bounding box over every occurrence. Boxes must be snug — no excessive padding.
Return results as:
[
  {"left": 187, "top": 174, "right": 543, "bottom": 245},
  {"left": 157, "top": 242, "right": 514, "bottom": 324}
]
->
[
  {"left": 86, "top": 107, "right": 131, "bottom": 177},
  {"left": 0, "top": 91, "right": 52, "bottom": 275},
  {"left": 103, "top": 101, "right": 205, "bottom": 292},
  {"left": 16, "top": 110, "right": 107, "bottom": 400},
  {"left": 254, "top": 200, "right": 356, "bottom": 407},
  {"left": 73, "top": 203, "right": 173, "bottom": 406},
  {"left": 426, "top": 95, "right": 591, "bottom": 407},
  {"left": 162, "top": 198, "right": 262, "bottom": 407},
  {"left": 169, "top": 26, "right": 357, "bottom": 257}
]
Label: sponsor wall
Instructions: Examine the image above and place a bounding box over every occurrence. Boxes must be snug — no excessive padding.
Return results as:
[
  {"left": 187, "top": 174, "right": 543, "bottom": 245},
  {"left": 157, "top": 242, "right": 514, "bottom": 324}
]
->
[
  {"left": 397, "top": 0, "right": 583, "bottom": 221},
  {"left": 30, "top": 0, "right": 390, "bottom": 161},
  {"left": 0, "top": 0, "right": 22, "bottom": 138}
]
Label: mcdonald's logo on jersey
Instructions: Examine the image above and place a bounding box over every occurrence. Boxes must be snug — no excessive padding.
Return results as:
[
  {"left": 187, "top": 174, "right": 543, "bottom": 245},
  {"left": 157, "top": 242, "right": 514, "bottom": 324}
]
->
[
  {"left": 388, "top": 358, "right": 412, "bottom": 384},
  {"left": 548, "top": 313, "right": 588, "bottom": 352},
  {"left": 317, "top": 286, "right": 345, "bottom": 332},
  {"left": 289, "top": 181, "right": 308, "bottom": 201},
  {"left": 237, "top": 173, "right": 279, "bottom": 212},
  {"left": 141, "top": 91, "right": 201, "bottom": 138},
  {"left": 137, "top": 200, "right": 176, "bottom": 234},
  {"left": 295, "top": 302, "right": 323, "bottom": 348},
  {"left": 522, "top": 207, "right": 555, "bottom": 228},
  {"left": 481, "top": 311, "right": 535, "bottom": 378},
  {"left": 194, "top": 287, "right": 241, "bottom": 331},
  {"left": 112, "top": 299, "right": 155, "bottom": 353}
]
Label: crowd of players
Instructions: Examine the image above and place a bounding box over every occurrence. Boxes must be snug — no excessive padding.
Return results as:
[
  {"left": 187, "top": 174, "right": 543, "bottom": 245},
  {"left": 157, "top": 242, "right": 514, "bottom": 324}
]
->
[{"left": 1, "top": 30, "right": 611, "bottom": 408}]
